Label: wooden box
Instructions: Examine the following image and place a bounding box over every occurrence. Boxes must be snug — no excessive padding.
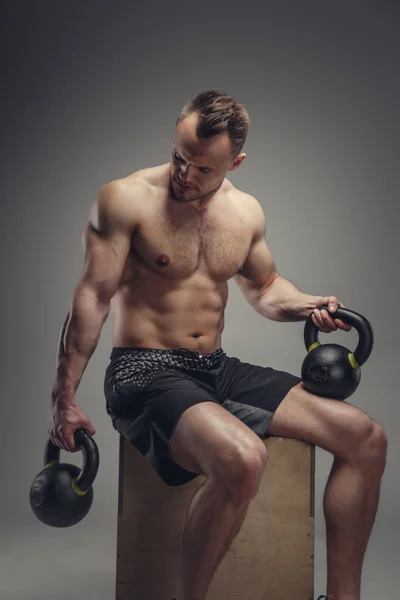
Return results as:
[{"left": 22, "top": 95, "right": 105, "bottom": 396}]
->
[{"left": 115, "top": 436, "right": 315, "bottom": 600}]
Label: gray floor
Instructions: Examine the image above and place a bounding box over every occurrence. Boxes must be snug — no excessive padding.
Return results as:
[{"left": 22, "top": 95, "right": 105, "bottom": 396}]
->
[
  {"left": 0, "top": 520, "right": 117, "bottom": 600},
  {"left": 1, "top": 497, "right": 397, "bottom": 599}
]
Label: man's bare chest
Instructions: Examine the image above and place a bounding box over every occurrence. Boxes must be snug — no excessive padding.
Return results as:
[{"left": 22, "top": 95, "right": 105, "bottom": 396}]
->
[{"left": 131, "top": 208, "right": 252, "bottom": 280}]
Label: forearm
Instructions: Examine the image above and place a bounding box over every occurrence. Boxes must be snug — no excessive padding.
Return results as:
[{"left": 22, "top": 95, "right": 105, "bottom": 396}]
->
[
  {"left": 252, "top": 275, "right": 322, "bottom": 322},
  {"left": 52, "top": 286, "right": 110, "bottom": 405}
]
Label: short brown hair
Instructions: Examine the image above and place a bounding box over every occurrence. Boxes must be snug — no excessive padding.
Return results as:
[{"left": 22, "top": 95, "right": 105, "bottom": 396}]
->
[{"left": 176, "top": 90, "right": 250, "bottom": 157}]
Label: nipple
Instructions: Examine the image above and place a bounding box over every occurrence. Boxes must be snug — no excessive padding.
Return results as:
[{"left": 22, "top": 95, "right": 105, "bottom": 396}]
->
[{"left": 156, "top": 254, "right": 170, "bottom": 267}]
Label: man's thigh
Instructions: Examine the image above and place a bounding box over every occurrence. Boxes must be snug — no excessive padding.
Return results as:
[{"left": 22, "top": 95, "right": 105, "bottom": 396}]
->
[
  {"left": 167, "top": 401, "right": 268, "bottom": 480},
  {"left": 216, "top": 355, "right": 380, "bottom": 459},
  {"left": 266, "top": 381, "right": 380, "bottom": 459}
]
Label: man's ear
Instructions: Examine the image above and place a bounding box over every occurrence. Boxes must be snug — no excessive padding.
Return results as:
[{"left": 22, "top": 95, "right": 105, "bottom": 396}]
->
[{"left": 229, "top": 153, "right": 246, "bottom": 171}]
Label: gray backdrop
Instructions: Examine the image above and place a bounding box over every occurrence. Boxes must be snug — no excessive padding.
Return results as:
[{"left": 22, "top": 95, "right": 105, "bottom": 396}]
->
[{"left": 1, "top": 1, "right": 399, "bottom": 599}]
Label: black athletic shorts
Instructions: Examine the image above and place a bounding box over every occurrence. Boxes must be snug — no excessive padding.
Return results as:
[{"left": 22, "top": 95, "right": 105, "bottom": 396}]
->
[{"left": 104, "top": 347, "right": 302, "bottom": 487}]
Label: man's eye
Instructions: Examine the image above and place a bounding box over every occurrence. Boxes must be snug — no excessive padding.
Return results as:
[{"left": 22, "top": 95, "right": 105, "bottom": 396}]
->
[
  {"left": 175, "top": 153, "right": 183, "bottom": 161},
  {"left": 200, "top": 168, "right": 211, "bottom": 174}
]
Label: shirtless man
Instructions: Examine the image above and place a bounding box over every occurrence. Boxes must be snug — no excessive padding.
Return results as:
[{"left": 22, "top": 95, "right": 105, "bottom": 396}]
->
[{"left": 49, "top": 90, "right": 387, "bottom": 600}]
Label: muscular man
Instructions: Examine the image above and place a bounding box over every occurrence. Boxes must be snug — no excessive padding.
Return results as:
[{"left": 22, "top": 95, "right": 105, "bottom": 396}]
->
[{"left": 49, "top": 90, "right": 387, "bottom": 600}]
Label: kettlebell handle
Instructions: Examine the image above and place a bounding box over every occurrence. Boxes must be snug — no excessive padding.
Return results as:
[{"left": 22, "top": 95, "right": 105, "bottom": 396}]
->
[
  {"left": 44, "top": 429, "right": 99, "bottom": 492},
  {"left": 304, "top": 306, "right": 374, "bottom": 367}
]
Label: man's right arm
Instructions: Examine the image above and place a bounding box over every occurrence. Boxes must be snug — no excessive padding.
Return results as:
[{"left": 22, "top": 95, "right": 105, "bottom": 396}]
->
[{"left": 51, "top": 179, "right": 139, "bottom": 408}]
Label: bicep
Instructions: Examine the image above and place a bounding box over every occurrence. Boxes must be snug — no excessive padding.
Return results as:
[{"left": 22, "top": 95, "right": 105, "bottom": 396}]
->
[
  {"left": 77, "top": 182, "right": 136, "bottom": 304},
  {"left": 235, "top": 237, "right": 279, "bottom": 300},
  {"left": 234, "top": 198, "right": 279, "bottom": 301}
]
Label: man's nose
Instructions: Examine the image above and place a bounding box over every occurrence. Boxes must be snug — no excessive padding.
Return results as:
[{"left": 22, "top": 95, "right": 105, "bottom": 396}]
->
[{"left": 179, "top": 164, "right": 191, "bottom": 181}]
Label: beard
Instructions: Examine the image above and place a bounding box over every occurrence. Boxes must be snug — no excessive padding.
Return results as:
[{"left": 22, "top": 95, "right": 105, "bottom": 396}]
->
[{"left": 171, "top": 176, "right": 223, "bottom": 203}]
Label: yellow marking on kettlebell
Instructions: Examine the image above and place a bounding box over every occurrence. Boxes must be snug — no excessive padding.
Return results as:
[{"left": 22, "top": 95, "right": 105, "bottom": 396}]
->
[
  {"left": 307, "top": 342, "right": 321, "bottom": 353},
  {"left": 45, "top": 460, "right": 59, "bottom": 468},
  {"left": 72, "top": 478, "right": 88, "bottom": 496},
  {"left": 348, "top": 352, "right": 360, "bottom": 371}
]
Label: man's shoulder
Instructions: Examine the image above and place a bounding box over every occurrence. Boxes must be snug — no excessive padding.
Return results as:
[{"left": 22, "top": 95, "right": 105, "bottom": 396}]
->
[
  {"left": 227, "top": 184, "right": 265, "bottom": 222},
  {"left": 105, "top": 163, "right": 168, "bottom": 195},
  {"left": 97, "top": 164, "right": 169, "bottom": 215}
]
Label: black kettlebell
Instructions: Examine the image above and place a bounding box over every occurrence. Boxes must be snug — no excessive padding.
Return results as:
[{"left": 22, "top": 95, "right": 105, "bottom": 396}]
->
[
  {"left": 301, "top": 305, "right": 374, "bottom": 400},
  {"left": 29, "top": 429, "right": 99, "bottom": 528}
]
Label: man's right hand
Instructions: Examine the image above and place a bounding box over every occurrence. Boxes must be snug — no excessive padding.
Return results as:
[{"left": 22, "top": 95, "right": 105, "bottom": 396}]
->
[{"left": 48, "top": 398, "right": 96, "bottom": 453}]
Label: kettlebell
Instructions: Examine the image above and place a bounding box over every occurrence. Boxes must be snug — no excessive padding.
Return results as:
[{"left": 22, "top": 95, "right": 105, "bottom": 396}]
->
[
  {"left": 301, "top": 305, "right": 374, "bottom": 400},
  {"left": 29, "top": 429, "right": 99, "bottom": 528}
]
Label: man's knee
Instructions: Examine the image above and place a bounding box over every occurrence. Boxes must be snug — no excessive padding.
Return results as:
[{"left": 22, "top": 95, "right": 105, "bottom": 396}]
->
[
  {"left": 219, "top": 441, "right": 268, "bottom": 504},
  {"left": 358, "top": 421, "right": 388, "bottom": 469}
]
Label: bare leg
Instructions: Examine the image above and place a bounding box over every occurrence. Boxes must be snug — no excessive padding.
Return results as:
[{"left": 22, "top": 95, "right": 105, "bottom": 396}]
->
[
  {"left": 323, "top": 454, "right": 385, "bottom": 600},
  {"left": 176, "top": 477, "right": 251, "bottom": 600}
]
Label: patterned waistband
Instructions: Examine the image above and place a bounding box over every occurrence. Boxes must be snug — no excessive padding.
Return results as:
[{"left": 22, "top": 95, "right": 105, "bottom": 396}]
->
[{"left": 109, "top": 346, "right": 226, "bottom": 372}]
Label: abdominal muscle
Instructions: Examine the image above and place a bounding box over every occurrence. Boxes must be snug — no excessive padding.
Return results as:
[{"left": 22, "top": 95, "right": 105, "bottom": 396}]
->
[{"left": 110, "top": 269, "right": 228, "bottom": 354}]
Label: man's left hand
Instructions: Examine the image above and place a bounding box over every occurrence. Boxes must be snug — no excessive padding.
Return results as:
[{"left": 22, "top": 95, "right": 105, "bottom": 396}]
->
[{"left": 312, "top": 296, "right": 352, "bottom": 333}]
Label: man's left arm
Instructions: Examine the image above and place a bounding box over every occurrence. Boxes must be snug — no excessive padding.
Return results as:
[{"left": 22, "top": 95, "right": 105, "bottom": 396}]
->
[{"left": 234, "top": 197, "right": 351, "bottom": 331}]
